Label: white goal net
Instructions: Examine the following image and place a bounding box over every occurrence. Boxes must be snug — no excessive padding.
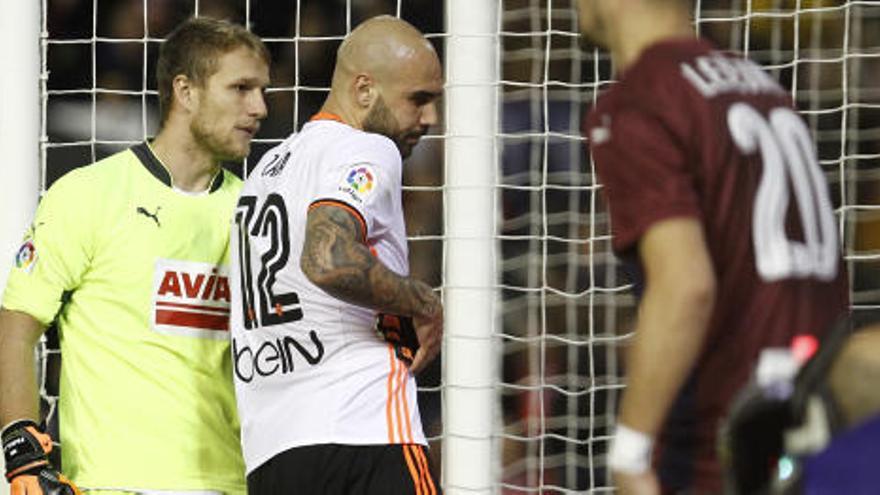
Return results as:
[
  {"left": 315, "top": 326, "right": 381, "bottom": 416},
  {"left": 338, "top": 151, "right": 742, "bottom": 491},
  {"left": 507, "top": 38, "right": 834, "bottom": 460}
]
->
[
  {"left": 1, "top": 1, "right": 877, "bottom": 494},
  {"left": 497, "top": 0, "right": 880, "bottom": 493}
]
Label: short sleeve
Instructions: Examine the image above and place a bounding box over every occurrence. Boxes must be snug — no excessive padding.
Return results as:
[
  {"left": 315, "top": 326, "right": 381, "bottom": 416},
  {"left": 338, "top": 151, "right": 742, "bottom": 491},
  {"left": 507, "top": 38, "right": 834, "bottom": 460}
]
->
[
  {"left": 589, "top": 105, "right": 701, "bottom": 254},
  {"left": 2, "top": 172, "right": 95, "bottom": 325},
  {"left": 308, "top": 136, "right": 401, "bottom": 241}
]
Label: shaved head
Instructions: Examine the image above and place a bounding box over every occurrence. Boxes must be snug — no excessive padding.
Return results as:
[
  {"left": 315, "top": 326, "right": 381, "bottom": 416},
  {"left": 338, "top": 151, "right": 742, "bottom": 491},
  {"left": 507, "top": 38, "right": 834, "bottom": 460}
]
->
[
  {"left": 333, "top": 16, "right": 436, "bottom": 89},
  {"left": 322, "top": 16, "right": 443, "bottom": 158}
]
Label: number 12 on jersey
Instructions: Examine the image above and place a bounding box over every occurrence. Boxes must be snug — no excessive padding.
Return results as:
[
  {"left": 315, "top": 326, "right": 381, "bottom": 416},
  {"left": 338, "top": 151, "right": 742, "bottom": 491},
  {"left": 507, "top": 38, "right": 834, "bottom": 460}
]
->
[{"left": 235, "top": 194, "right": 304, "bottom": 329}]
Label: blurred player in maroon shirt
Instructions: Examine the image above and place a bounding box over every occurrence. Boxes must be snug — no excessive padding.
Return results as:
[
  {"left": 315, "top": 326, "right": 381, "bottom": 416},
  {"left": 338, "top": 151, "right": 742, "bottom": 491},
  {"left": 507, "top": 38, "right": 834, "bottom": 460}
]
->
[{"left": 576, "top": 1, "right": 849, "bottom": 494}]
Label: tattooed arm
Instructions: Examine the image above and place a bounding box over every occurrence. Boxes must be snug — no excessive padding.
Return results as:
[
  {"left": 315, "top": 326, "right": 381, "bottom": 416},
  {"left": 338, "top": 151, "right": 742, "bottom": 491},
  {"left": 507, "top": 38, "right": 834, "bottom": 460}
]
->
[
  {"left": 300, "top": 204, "right": 442, "bottom": 372},
  {"left": 301, "top": 205, "right": 439, "bottom": 318}
]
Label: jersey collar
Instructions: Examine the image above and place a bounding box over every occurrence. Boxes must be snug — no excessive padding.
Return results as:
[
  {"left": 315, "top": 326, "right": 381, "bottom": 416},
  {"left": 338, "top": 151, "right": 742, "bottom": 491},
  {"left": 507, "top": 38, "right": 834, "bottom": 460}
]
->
[
  {"left": 310, "top": 111, "right": 346, "bottom": 124},
  {"left": 131, "top": 141, "right": 225, "bottom": 193}
]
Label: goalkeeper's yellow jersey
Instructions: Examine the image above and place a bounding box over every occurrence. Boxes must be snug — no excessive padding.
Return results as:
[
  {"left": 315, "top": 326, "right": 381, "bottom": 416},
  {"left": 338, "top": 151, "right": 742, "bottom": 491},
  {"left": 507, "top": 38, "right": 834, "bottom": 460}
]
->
[{"left": 2, "top": 143, "right": 246, "bottom": 494}]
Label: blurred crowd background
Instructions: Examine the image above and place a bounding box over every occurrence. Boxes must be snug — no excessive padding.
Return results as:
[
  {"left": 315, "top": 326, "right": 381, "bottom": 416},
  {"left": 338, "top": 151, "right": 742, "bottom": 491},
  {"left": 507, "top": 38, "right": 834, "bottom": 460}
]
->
[{"left": 35, "top": 0, "right": 880, "bottom": 492}]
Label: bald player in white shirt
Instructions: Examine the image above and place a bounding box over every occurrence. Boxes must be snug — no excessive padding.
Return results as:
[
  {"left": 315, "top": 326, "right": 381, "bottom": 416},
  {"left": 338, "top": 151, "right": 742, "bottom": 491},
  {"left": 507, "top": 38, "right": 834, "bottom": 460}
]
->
[{"left": 229, "top": 16, "right": 443, "bottom": 495}]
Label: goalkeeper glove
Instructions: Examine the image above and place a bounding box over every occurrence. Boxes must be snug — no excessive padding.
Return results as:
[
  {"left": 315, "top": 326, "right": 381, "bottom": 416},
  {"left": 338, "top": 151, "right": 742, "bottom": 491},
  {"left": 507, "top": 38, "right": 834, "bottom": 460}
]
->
[
  {"left": 376, "top": 313, "right": 420, "bottom": 366},
  {"left": 2, "top": 420, "right": 81, "bottom": 495}
]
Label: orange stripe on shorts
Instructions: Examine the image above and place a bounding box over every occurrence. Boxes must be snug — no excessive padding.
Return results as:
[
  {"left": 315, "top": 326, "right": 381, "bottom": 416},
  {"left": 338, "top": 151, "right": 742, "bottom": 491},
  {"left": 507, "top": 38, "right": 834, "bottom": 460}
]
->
[
  {"left": 402, "top": 444, "right": 424, "bottom": 495},
  {"left": 416, "top": 445, "right": 438, "bottom": 495}
]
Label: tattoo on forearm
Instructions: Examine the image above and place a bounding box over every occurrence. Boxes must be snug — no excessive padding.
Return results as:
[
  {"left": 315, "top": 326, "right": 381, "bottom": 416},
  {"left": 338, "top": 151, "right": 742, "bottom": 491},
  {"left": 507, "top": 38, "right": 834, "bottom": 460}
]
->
[{"left": 301, "top": 206, "right": 439, "bottom": 318}]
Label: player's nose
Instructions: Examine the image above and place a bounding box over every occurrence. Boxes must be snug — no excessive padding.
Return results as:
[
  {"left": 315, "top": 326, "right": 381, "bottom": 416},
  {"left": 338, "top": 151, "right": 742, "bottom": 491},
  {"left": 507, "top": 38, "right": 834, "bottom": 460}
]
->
[
  {"left": 420, "top": 101, "right": 438, "bottom": 127},
  {"left": 250, "top": 90, "right": 268, "bottom": 120}
]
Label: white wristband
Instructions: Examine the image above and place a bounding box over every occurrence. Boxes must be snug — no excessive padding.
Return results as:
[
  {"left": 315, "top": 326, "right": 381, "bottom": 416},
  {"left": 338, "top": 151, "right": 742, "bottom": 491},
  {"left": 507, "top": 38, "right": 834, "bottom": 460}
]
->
[{"left": 608, "top": 424, "right": 654, "bottom": 474}]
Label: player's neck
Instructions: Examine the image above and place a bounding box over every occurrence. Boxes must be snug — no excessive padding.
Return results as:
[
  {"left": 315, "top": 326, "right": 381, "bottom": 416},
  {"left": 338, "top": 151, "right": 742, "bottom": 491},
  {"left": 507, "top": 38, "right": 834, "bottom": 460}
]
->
[
  {"left": 150, "top": 126, "right": 221, "bottom": 193},
  {"left": 318, "top": 97, "right": 360, "bottom": 129},
  {"left": 609, "top": 11, "right": 694, "bottom": 74}
]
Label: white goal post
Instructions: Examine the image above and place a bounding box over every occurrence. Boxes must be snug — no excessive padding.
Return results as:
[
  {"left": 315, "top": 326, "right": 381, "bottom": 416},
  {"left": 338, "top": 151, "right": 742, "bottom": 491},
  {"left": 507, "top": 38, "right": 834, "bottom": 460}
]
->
[
  {"left": 0, "top": 1, "right": 40, "bottom": 493},
  {"left": 0, "top": 0, "right": 41, "bottom": 295},
  {"left": 443, "top": 0, "right": 498, "bottom": 493}
]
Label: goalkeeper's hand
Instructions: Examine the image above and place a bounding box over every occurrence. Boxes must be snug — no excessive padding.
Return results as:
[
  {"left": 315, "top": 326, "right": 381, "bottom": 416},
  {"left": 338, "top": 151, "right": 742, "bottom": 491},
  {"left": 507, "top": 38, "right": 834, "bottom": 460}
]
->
[
  {"left": 376, "top": 313, "right": 420, "bottom": 366},
  {"left": 2, "top": 420, "right": 81, "bottom": 495}
]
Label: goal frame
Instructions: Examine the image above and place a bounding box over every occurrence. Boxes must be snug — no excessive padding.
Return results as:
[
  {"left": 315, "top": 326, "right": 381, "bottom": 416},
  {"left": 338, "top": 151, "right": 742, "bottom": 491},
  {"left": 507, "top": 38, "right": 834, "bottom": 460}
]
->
[
  {"left": 443, "top": 0, "right": 499, "bottom": 493},
  {"left": 0, "top": 0, "right": 41, "bottom": 294},
  {"left": 0, "top": 1, "right": 40, "bottom": 490}
]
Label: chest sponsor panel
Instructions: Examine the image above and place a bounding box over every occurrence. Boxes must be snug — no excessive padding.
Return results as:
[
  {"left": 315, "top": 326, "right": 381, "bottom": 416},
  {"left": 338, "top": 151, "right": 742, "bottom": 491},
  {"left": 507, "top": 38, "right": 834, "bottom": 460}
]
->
[
  {"left": 232, "top": 331, "right": 325, "bottom": 383},
  {"left": 152, "top": 258, "right": 231, "bottom": 340}
]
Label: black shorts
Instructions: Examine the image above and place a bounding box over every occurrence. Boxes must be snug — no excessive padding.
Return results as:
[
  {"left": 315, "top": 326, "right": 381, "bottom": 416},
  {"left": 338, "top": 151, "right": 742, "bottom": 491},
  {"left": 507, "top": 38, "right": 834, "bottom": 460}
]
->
[{"left": 247, "top": 443, "right": 441, "bottom": 495}]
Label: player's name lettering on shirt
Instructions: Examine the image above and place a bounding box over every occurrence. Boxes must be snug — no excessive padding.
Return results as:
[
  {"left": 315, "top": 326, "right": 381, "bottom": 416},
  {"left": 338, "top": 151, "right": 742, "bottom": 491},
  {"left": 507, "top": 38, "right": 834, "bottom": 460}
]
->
[
  {"left": 261, "top": 151, "right": 292, "bottom": 178},
  {"left": 681, "top": 53, "right": 784, "bottom": 99},
  {"left": 233, "top": 333, "right": 325, "bottom": 383},
  {"left": 152, "top": 259, "right": 231, "bottom": 338}
]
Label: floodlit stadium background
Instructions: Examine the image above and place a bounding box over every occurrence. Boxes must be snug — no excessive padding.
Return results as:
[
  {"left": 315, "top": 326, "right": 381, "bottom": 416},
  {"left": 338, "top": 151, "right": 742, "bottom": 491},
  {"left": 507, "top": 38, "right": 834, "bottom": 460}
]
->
[{"left": 1, "top": 1, "right": 878, "bottom": 493}]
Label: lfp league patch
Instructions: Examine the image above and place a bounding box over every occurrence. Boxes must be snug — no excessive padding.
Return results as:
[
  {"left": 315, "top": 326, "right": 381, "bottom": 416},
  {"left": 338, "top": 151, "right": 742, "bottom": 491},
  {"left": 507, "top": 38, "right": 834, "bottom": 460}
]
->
[
  {"left": 338, "top": 164, "right": 376, "bottom": 204},
  {"left": 15, "top": 240, "right": 38, "bottom": 274}
]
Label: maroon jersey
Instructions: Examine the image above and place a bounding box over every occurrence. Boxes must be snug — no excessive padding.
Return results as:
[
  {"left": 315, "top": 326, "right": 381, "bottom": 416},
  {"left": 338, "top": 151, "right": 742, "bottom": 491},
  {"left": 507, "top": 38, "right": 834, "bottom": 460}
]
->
[{"left": 586, "top": 38, "right": 848, "bottom": 492}]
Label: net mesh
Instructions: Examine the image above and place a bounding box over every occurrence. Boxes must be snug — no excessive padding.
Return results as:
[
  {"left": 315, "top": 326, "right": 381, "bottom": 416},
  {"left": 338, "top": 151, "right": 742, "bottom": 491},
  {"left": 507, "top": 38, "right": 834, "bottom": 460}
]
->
[
  {"left": 32, "top": 0, "right": 880, "bottom": 493},
  {"left": 496, "top": 0, "right": 880, "bottom": 492}
]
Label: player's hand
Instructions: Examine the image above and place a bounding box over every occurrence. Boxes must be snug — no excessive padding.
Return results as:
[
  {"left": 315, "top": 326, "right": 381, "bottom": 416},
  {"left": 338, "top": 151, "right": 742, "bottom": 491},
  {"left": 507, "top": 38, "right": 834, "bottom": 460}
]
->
[
  {"left": 410, "top": 306, "right": 443, "bottom": 375},
  {"left": 612, "top": 468, "right": 660, "bottom": 495},
  {"left": 2, "top": 420, "right": 81, "bottom": 495},
  {"left": 376, "top": 313, "right": 420, "bottom": 365}
]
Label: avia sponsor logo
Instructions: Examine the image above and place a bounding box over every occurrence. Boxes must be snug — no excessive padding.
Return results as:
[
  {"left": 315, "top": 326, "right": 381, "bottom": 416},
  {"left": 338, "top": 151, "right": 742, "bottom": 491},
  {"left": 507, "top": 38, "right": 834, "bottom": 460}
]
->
[
  {"left": 233, "top": 331, "right": 324, "bottom": 383},
  {"left": 152, "top": 259, "right": 231, "bottom": 340}
]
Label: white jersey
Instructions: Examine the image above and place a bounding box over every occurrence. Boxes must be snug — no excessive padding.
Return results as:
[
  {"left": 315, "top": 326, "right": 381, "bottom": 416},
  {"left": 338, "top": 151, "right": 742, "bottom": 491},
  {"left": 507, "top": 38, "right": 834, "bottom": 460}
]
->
[{"left": 229, "top": 117, "right": 426, "bottom": 473}]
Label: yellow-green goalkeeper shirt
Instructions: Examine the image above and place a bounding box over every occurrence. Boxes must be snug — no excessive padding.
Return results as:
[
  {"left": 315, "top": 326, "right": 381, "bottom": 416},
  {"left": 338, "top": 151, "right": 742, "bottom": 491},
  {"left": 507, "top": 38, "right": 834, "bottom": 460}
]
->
[{"left": 2, "top": 143, "right": 246, "bottom": 494}]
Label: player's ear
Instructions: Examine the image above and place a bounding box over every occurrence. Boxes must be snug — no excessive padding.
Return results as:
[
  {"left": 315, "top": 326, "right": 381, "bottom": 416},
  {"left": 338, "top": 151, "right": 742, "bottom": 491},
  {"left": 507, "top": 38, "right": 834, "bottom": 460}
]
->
[
  {"left": 353, "top": 73, "right": 375, "bottom": 109},
  {"left": 172, "top": 74, "right": 197, "bottom": 114}
]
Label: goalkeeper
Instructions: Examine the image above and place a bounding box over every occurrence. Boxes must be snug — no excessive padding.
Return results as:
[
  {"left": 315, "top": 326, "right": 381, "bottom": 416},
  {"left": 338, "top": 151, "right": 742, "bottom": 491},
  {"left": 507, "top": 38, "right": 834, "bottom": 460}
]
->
[{"left": 0, "top": 17, "right": 269, "bottom": 495}]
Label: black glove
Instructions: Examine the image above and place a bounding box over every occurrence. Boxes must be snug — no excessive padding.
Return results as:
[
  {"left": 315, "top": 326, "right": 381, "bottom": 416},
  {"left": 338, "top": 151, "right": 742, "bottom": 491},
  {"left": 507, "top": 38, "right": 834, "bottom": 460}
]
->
[
  {"left": 3, "top": 420, "right": 81, "bottom": 495},
  {"left": 375, "top": 313, "right": 420, "bottom": 365}
]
